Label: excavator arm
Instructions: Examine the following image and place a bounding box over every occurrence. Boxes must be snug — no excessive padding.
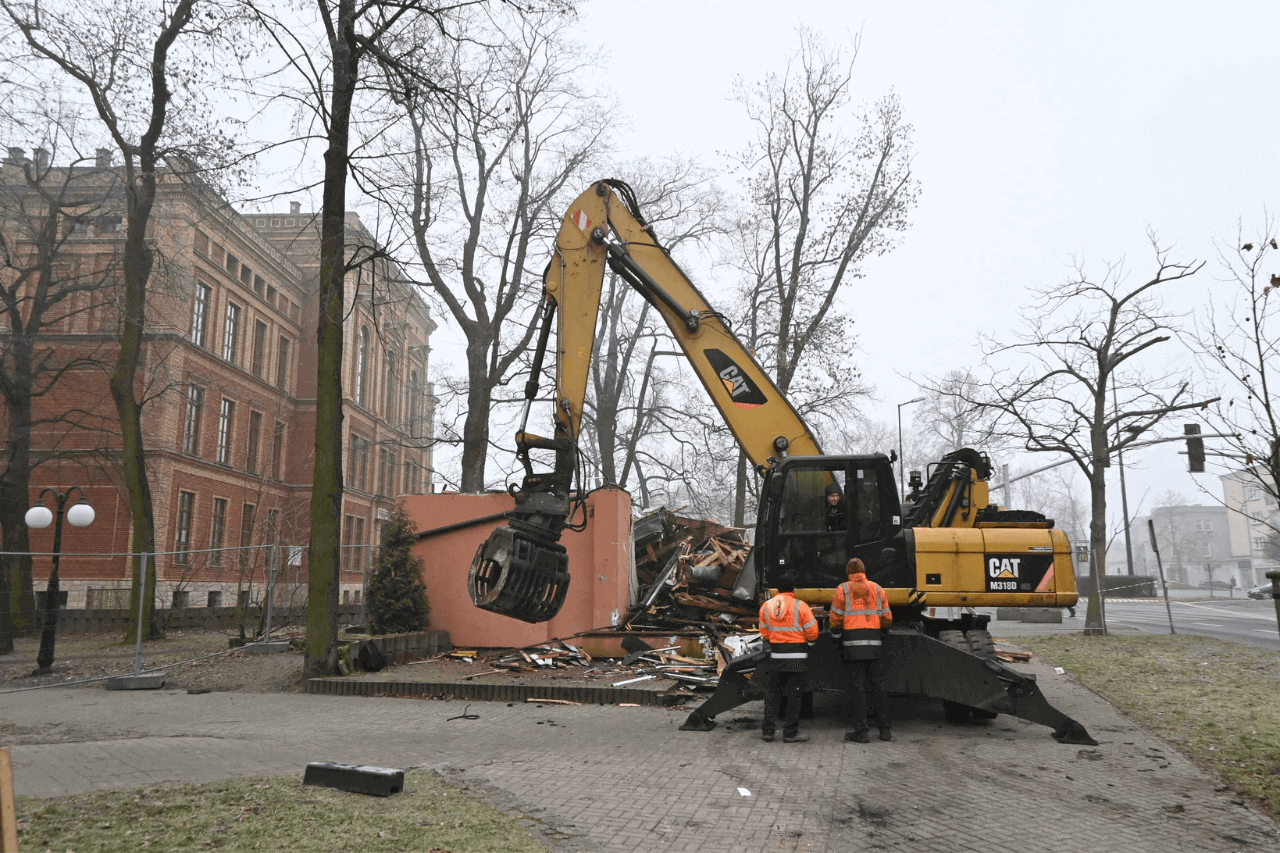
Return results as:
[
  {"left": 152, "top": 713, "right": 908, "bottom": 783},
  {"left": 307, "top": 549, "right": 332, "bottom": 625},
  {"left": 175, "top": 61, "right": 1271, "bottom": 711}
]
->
[{"left": 469, "top": 179, "right": 822, "bottom": 622}]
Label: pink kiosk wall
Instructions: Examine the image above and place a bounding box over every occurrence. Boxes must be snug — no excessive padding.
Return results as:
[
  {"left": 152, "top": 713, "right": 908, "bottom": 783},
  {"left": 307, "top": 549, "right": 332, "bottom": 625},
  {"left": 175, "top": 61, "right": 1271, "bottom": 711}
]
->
[{"left": 402, "top": 488, "right": 633, "bottom": 649}]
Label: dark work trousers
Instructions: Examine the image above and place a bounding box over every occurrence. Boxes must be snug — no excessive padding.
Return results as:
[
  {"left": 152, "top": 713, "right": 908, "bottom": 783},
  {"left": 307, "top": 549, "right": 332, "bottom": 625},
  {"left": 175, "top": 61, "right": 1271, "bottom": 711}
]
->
[
  {"left": 760, "top": 667, "right": 807, "bottom": 736},
  {"left": 843, "top": 657, "right": 888, "bottom": 733}
]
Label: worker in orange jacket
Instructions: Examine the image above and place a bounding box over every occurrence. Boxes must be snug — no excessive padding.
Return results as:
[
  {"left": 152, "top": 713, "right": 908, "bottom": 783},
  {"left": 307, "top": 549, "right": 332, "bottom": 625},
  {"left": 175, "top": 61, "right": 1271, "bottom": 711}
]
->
[
  {"left": 757, "top": 569, "right": 819, "bottom": 743},
  {"left": 830, "top": 557, "right": 893, "bottom": 743}
]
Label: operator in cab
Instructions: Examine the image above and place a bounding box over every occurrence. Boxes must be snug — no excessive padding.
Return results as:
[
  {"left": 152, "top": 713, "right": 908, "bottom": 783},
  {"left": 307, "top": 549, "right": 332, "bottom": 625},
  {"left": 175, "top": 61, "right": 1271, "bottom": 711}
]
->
[
  {"left": 757, "top": 569, "right": 819, "bottom": 743},
  {"left": 824, "top": 483, "right": 846, "bottom": 531},
  {"left": 830, "top": 557, "right": 893, "bottom": 743}
]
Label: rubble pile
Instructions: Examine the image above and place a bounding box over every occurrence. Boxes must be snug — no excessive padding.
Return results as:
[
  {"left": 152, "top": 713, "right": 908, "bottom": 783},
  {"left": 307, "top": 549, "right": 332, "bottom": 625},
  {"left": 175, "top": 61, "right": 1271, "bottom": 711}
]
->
[
  {"left": 451, "top": 636, "right": 722, "bottom": 691},
  {"left": 627, "top": 507, "right": 757, "bottom": 630}
]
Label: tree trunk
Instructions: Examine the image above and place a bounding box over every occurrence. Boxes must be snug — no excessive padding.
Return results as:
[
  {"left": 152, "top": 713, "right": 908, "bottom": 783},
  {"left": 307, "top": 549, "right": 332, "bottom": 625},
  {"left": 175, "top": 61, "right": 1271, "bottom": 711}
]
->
[
  {"left": 114, "top": 177, "right": 160, "bottom": 644},
  {"left": 0, "top": 389, "right": 35, "bottom": 647},
  {"left": 733, "top": 449, "right": 748, "bottom": 528},
  {"left": 459, "top": 341, "right": 492, "bottom": 492},
  {"left": 304, "top": 0, "right": 358, "bottom": 679}
]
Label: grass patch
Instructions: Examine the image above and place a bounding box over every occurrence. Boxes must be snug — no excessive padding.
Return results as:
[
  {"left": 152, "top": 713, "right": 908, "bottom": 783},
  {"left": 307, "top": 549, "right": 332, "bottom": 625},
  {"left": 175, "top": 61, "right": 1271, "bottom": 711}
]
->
[
  {"left": 16, "top": 771, "right": 548, "bottom": 852},
  {"left": 1017, "top": 633, "right": 1280, "bottom": 817}
]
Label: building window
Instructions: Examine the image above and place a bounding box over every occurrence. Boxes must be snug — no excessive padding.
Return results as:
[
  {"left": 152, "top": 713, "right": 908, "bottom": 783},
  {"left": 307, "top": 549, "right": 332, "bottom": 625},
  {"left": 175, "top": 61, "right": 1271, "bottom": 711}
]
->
[
  {"left": 223, "top": 302, "right": 241, "bottom": 364},
  {"left": 253, "top": 275, "right": 265, "bottom": 297},
  {"left": 225, "top": 252, "right": 239, "bottom": 276},
  {"left": 183, "top": 385, "right": 204, "bottom": 456},
  {"left": 175, "top": 491, "right": 195, "bottom": 564},
  {"left": 246, "top": 411, "right": 262, "bottom": 474},
  {"left": 191, "top": 282, "right": 211, "bottom": 347},
  {"left": 383, "top": 352, "right": 397, "bottom": 420},
  {"left": 251, "top": 320, "right": 267, "bottom": 378},
  {"left": 343, "top": 514, "right": 362, "bottom": 572},
  {"left": 407, "top": 369, "right": 420, "bottom": 435},
  {"left": 348, "top": 433, "right": 370, "bottom": 491},
  {"left": 240, "top": 264, "right": 252, "bottom": 286},
  {"left": 172, "top": 590, "right": 190, "bottom": 609},
  {"left": 209, "top": 498, "right": 227, "bottom": 566},
  {"left": 217, "top": 399, "right": 235, "bottom": 465},
  {"left": 240, "top": 503, "right": 256, "bottom": 569},
  {"left": 378, "top": 449, "right": 397, "bottom": 497},
  {"left": 271, "top": 421, "right": 285, "bottom": 479},
  {"left": 1253, "top": 537, "right": 1269, "bottom": 551},
  {"left": 356, "top": 326, "right": 370, "bottom": 407},
  {"left": 276, "top": 336, "right": 292, "bottom": 391},
  {"left": 1196, "top": 520, "right": 1214, "bottom": 533},
  {"left": 404, "top": 459, "right": 413, "bottom": 494},
  {"left": 207, "top": 591, "right": 223, "bottom": 608}
]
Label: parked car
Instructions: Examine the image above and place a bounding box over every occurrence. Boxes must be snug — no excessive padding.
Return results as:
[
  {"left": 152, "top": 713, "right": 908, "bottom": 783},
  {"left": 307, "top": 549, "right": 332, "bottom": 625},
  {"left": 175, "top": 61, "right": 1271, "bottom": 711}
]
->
[
  {"left": 1197, "top": 579, "right": 1233, "bottom": 590},
  {"left": 1248, "top": 583, "right": 1274, "bottom": 600}
]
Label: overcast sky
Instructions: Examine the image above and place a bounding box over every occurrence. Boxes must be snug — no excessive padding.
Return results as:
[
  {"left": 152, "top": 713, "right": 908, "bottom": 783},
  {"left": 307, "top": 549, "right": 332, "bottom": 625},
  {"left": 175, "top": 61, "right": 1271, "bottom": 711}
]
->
[{"left": 561, "top": 0, "right": 1280, "bottom": 526}]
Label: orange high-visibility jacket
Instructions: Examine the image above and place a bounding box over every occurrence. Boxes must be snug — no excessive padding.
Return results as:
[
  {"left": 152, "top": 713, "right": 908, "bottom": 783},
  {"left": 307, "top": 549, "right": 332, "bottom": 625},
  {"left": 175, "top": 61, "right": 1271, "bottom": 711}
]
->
[
  {"left": 758, "top": 591, "right": 819, "bottom": 668},
  {"left": 829, "top": 573, "right": 892, "bottom": 660}
]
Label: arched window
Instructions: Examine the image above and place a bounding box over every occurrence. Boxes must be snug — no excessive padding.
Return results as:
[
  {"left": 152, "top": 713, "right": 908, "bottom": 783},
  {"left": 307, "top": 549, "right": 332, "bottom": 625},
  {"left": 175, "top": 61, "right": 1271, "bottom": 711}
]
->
[{"left": 356, "top": 325, "right": 369, "bottom": 407}]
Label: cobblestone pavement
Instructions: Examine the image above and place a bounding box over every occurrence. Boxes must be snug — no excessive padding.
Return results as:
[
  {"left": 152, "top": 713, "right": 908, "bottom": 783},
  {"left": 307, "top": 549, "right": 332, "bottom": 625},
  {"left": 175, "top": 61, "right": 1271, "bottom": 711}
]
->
[{"left": 3, "top": 658, "right": 1278, "bottom": 852}]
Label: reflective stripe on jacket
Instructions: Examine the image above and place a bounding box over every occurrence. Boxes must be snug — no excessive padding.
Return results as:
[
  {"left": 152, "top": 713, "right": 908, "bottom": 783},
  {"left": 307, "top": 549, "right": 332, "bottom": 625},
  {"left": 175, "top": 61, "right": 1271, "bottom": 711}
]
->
[
  {"left": 829, "top": 574, "right": 891, "bottom": 660},
  {"left": 758, "top": 592, "right": 819, "bottom": 665}
]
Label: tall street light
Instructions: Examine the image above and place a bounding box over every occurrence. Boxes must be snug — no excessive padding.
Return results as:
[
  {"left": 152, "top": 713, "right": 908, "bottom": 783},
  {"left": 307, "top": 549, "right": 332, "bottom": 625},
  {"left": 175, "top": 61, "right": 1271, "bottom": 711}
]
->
[
  {"left": 897, "top": 396, "right": 926, "bottom": 501},
  {"left": 26, "top": 486, "right": 94, "bottom": 675}
]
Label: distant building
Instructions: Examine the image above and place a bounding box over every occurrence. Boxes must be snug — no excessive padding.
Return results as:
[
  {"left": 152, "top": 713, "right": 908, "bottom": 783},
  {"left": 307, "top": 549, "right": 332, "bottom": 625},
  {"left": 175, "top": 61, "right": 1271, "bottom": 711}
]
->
[
  {"left": 1128, "top": 505, "right": 1233, "bottom": 587},
  {"left": 0, "top": 149, "right": 436, "bottom": 618},
  {"left": 1219, "top": 469, "right": 1280, "bottom": 587}
]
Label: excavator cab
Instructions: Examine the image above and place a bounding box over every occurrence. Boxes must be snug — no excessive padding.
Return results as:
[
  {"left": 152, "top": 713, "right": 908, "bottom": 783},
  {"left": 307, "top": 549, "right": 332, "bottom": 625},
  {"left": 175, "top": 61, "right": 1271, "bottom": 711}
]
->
[{"left": 755, "top": 455, "right": 908, "bottom": 595}]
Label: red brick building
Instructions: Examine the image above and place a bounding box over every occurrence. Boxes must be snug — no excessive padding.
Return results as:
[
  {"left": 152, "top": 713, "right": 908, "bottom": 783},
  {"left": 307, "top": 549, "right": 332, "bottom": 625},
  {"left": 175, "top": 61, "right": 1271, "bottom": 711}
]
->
[{"left": 1, "top": 150, "right": 436, "bottom": 617}]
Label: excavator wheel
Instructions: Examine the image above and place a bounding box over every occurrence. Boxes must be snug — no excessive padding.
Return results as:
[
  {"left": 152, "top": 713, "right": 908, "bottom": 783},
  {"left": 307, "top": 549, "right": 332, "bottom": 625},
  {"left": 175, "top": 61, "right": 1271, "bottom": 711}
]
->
[
  {"left": 964, "top": 629, "right": 996, "bottom": 660},
  {"left": 937, "top": 630, "right": 994, "bottom": 724},
  {"left": 963, "top": 630, "right": 1000, "bottom": 719}
]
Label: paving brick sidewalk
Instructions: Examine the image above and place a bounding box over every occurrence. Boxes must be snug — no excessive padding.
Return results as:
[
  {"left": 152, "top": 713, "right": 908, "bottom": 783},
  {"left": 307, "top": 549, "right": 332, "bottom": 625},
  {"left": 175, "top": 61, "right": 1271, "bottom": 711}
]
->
[{"left": 2, "top": 658, "right": 1277, "bottom": 852}]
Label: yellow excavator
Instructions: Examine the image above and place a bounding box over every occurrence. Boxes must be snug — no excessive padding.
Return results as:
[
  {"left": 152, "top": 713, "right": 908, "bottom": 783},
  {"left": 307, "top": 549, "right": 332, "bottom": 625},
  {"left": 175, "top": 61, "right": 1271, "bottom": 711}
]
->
[{"left": 468, "top": 179, "right": 1095, "bottom": 744}]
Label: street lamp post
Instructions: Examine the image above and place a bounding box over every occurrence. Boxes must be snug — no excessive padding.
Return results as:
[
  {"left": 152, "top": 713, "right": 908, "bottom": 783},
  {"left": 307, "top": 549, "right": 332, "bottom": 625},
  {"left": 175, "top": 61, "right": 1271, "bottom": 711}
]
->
[
  {"left": 897, "top": 396, "right": 926, "bottom": 501},
  {"left": 26, "top": 487, "right": 94, "bottom": 675}
]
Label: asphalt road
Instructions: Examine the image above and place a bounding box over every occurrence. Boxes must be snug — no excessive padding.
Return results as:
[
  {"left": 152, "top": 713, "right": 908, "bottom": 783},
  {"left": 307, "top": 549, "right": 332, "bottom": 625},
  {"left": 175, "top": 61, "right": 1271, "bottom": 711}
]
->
[{"left": 984, "top": 592, "right": 1280, "bottom": 649}]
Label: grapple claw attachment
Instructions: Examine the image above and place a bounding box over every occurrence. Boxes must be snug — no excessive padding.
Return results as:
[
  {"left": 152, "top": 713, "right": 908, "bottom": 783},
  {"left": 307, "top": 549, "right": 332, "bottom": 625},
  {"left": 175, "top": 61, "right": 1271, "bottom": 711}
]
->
[{"left": 468, "top": 524, "right": 570, "bottom": 623}]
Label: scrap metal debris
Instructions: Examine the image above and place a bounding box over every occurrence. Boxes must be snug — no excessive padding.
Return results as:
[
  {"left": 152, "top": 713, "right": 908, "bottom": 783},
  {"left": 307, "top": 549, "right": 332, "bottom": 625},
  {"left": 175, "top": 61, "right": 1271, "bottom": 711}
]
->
[{"left": 628, "top": 507, "right": 756, "bottom": 630}]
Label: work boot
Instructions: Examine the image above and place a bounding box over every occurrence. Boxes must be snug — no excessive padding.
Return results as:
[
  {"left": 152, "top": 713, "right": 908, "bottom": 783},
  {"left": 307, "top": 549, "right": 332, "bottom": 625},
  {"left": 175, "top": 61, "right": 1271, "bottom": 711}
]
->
[
  {"left": 879, "top": 727, "right": 892, "bottom": 742},
  {"left": 783, "top": 731, "right": 809, "bottom": 743},
  {"left": 761, "top": 729, "right": 775, "bottom": 742},
  {"left": 844, "top": 729, "right": 870, "bottom": 743}
]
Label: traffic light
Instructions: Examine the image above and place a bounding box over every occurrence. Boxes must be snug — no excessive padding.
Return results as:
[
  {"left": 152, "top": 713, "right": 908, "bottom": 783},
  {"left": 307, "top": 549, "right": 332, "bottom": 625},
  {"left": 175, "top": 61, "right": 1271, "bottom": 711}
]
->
[{"left": 1184, "top": 423, "right": 1205, "bottom": 472}]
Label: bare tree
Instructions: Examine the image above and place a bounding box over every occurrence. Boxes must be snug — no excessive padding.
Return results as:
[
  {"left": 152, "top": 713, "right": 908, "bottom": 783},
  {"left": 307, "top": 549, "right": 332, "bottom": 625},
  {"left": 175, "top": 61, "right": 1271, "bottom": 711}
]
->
[
  {"left": 0, "top": 149, "right": 123, "bottom": 654},
  {"left": 250, "top": 0, "right": 474, "bottom": 677},
  {"left": 724, "top": 27, "right": 916, "bottom": 521},
  {"left": 382, "top": 7, "right": 608, "bottom": 492},
  {"left": 1, "top": 0, "right": 245, "bottom": 644},
  {"left": 954, "top": 241, "right": 1213, "bottom": 634},
  {"left": 1190, "top": 219, "right": 1280, "bottom": 546}
]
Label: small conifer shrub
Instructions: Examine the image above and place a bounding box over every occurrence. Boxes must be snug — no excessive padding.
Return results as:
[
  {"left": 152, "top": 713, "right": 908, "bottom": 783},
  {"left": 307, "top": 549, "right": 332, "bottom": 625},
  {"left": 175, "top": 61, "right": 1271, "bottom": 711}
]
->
[{"left": 366, "top": 505, "right": 430, "bottom": 635}]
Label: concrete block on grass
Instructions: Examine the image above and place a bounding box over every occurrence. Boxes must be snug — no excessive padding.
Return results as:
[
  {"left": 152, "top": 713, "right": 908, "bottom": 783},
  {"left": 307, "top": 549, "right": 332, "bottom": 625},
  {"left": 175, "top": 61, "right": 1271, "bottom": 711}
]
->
[
  {"left": 1019, "top": 608, "right": 1063, "bottom": 623},
  {"left": 303, "top": 762, "right": 404, "bottom": 797}
]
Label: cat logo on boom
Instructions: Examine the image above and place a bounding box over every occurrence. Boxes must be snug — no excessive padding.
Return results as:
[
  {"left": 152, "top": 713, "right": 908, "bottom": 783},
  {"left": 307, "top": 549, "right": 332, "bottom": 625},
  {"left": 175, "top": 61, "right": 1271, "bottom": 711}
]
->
[{"left": 704, "top": 349, "right": 767, "bottom": 408}]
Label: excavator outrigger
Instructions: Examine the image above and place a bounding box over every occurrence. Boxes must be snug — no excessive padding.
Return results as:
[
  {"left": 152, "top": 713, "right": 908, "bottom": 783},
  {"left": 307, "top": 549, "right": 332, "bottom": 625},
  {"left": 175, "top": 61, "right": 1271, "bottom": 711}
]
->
[{"left": 468, "top": 179, "right": 1095, "bottom": 745}]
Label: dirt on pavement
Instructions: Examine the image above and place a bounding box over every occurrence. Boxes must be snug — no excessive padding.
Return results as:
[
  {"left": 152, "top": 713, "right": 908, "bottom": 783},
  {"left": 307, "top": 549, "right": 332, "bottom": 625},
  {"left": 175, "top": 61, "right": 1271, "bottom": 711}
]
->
[{"left": 0, "top": 629, "right": 305, "bottom": 694}]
